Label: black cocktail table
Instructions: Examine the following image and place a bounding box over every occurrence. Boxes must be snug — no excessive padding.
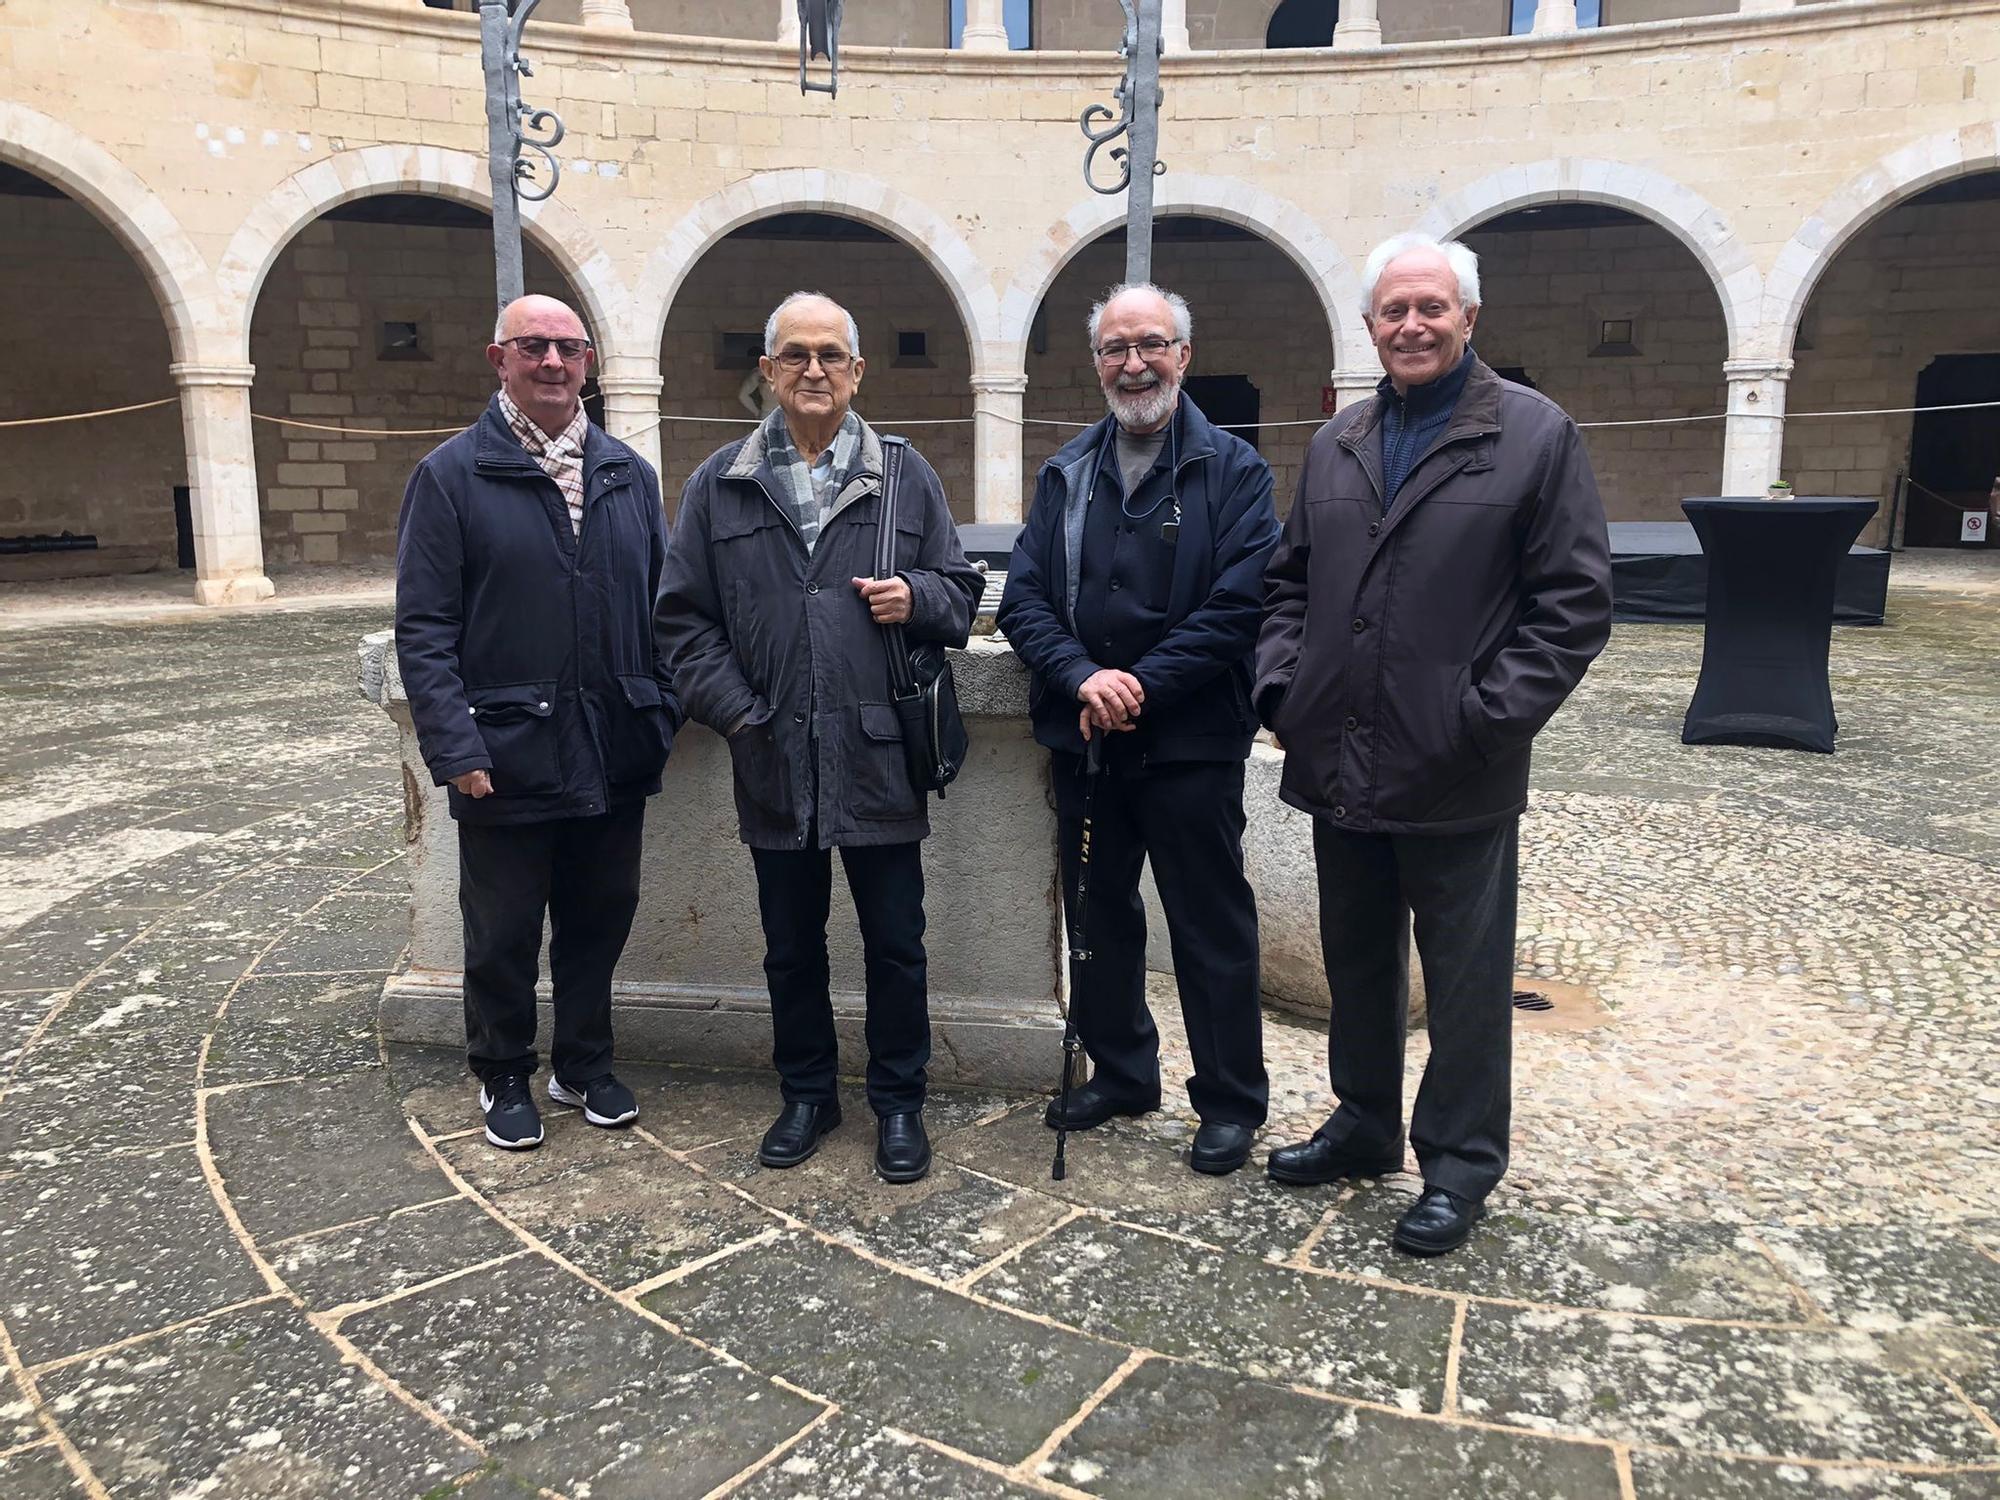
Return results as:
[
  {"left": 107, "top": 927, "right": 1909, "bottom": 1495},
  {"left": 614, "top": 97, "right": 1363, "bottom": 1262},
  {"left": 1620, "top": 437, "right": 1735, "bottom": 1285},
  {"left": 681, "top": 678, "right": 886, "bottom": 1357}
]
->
[{"left": 1680, "top": 497, "right": 1877, "bottom": 753}]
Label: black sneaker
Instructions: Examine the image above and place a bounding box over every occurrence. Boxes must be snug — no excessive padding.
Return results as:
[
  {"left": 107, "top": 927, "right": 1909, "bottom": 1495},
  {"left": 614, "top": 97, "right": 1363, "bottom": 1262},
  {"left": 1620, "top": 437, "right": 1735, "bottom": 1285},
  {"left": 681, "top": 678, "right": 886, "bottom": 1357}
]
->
[
  {"left": 479, "top": 1073, "right": 544, "bottom": 1150},
  {"left": 547, "top": 1073, "right": 638, "bottom": 1128}
]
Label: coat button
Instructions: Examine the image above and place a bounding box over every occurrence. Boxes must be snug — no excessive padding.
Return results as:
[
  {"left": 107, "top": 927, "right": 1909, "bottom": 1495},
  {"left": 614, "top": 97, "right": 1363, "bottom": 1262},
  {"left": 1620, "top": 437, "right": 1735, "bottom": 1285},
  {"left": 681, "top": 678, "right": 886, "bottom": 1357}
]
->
[
  {"left": 1351, "top": 618, "right": 1366, "bottom": 633},
  {"left": 793, "top": 712, "right": 806, "bottom": 723},
  {"left": 538, "top": 701, "right": 549, "bottom": 710},
  {"left": 1333, "top": 804, "right": 1347, "bottom": 819},
  {"left": 805, "top": 582, "right": 819, "bottom": 594},
  {"left": 1344, "top": 716, "right": 1358, "bottom": 731},
  {"left": 1367, "top": 522, "right": 1380, "bottom": 536},
  {"left": 1110, "top": 578, "right": 1122, "bottom": 592}
]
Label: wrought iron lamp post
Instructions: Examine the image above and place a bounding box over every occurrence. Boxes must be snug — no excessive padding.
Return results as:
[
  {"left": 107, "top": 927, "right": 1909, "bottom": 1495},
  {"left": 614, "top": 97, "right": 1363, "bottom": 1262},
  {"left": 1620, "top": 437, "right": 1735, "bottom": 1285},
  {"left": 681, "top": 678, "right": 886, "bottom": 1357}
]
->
[
  {"left": 479, "top": 0, "right": 566, "bottom": 311},
  {"left": 1081, "top": 0, "right": 1166, "bottom": 284}
]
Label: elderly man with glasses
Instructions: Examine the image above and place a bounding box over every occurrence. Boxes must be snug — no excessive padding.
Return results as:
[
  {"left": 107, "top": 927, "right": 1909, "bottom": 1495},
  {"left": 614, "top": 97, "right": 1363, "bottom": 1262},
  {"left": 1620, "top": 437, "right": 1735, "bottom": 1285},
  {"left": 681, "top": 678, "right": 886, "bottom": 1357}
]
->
[
  {"left": 656, "top": 290, "right": 981, "bottom": 1184},
  {"left": 997, "top": 282, "right": 1280, "bottom": 1176},
  {"left": 395, "top": 293, "right": 681, "bottom": 1151}
]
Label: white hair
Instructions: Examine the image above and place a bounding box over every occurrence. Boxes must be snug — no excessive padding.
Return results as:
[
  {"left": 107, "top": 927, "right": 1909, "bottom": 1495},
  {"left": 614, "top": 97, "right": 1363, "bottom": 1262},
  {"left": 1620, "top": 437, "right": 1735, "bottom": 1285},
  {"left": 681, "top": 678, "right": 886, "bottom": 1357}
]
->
[
  {"left": 763, "top": 291, "right": 861, "bottom": 358},
  {"left": 1087, "top": 282, "right": 1193, "bottom": 347},
  {"left": 1360, "top": 233, "right": 1481, "bottom": 316}
]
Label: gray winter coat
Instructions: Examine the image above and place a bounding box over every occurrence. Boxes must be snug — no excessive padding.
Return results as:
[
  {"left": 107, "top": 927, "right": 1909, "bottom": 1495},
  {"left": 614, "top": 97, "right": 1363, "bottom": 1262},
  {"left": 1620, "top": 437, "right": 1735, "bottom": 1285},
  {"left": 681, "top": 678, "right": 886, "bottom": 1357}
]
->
[
  {"left": 1255, "top": 357, "right": 1612, "bottom": 834},
  {"left": 655, "top": 417, "right": 983, "bottom": 849}
]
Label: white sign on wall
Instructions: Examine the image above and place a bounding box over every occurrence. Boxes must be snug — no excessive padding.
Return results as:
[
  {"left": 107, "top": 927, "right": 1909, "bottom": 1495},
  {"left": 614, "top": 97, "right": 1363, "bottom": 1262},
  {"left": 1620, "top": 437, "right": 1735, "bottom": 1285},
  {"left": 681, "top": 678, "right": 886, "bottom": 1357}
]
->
[{"left": 1964, "top": 511, "right": 1989, "bottom": 544}]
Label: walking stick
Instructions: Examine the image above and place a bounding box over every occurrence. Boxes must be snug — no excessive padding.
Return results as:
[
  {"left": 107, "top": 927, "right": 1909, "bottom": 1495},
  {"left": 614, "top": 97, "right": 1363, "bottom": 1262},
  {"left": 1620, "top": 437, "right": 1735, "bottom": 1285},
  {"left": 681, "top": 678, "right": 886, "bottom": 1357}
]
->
[{"left": 1052, "top": 732, "right": 1104, "bottom": 1181}]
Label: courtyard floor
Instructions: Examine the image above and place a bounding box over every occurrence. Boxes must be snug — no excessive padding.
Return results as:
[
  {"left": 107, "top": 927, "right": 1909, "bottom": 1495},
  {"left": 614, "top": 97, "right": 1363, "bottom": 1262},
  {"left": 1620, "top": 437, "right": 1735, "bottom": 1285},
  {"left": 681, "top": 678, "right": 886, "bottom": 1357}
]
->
[{"left": 0, "top": 555, "right": 1995, "bottom": 1499}]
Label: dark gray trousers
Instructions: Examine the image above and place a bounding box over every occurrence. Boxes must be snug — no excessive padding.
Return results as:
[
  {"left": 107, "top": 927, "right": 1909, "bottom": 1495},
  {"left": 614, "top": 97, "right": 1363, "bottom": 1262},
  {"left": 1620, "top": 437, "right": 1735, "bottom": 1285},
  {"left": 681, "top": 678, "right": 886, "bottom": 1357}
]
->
[{"left": 1310, "top": 815, "right": 1518, "bottom": 1202}]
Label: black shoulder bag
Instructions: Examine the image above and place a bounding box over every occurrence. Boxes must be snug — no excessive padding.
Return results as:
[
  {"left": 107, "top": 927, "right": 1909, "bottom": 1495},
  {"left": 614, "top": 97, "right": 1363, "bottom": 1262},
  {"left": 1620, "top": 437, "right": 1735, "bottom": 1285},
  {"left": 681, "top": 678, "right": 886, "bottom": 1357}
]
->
[{"left": 875, "top": 435, "right": 969, "bottom": 796}]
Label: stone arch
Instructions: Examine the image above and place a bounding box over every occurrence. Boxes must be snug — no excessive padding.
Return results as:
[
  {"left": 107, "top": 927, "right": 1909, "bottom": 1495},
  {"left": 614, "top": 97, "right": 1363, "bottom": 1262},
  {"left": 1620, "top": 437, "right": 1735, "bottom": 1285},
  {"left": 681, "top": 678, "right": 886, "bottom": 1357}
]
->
[
  {"left": 0, "top": 102, "right": 213, "bottom": 363},
  {"left": 1764, "top": 119, "right": 2000, "bottom": 359},
  {"left": 1000, "top": 175, "right": 1362, "bottom": 375},
  {"left": 636, "top": 170, "right": 1000, "bottom": 368},
  {"left": 214, "top": 145, "right": 630, "bottom": 362},
  {"left": 1414, "top": 158, "right": 1761, "bottom": 357}
]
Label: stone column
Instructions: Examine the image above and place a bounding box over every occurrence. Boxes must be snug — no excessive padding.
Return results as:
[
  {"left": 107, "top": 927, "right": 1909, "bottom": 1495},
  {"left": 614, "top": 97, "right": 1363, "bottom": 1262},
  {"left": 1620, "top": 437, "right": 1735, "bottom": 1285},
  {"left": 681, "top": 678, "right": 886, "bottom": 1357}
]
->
[
  {"left": 1332, "top": 0, "right": 1382, "bottom": 49},
  {"left": 1720, "top": 358, "right": 1793, "bottom": 496},
  {"left": 971, "top": 373, "right": 1027, "bottom": 523},
  {"left": 1328, "top": 368, "right": 1382, "bottom": 416},
  {"left": 171, "top": 363, "right": 275, "bottom": 606},
  {"left": 1160, "top": 0, "right": 1192, "bottom": 53},
  {"left": 1532, "top": 0, "right": 1578, "bottom": 33},
  {"left": 777, "top": 0, "right": 799, "bottom": 45},
  {"left": 597, "top": 362, "right": 665, "bottom": 485},
  {"left": 1738, "top": 0, "right": 1795, "bottom": 12},
  {"left": 577, "top": 0, "right": 634, "bottom": 30},
  {"left": 959, "top": 0, "right": 1010, "bottom": 50}
]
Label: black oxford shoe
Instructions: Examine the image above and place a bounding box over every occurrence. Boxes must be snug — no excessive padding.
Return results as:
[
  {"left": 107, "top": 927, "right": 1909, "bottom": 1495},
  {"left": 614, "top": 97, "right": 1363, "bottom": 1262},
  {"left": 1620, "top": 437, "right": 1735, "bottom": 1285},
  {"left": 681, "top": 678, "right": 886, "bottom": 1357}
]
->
[
  {"left": 758, "top": 1101, "right": 842, "bottom": 1169},
  {"left": 1043, "top": 1081, "right": 1161, "bottom": 1132},
  {"left": 1188, "top": 1121, "right": 1255, "bottom": 1176},
  {"left": 1266, "top": 1132, "right": 1404, "bottom": 1186},
  {"left": 875, "top": 1111, "right": 932, "bottom": 1184},
  {"left": 1392, "top": 1186, "right": 1483, "bottom": 1257}
]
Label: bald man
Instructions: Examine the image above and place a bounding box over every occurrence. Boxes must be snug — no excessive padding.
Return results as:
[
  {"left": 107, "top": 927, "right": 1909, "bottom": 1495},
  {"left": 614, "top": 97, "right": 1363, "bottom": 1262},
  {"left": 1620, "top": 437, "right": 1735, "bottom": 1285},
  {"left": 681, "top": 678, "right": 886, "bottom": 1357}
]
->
[{"left": 396, "top": 295, "right": 681, "bottom": 1152}]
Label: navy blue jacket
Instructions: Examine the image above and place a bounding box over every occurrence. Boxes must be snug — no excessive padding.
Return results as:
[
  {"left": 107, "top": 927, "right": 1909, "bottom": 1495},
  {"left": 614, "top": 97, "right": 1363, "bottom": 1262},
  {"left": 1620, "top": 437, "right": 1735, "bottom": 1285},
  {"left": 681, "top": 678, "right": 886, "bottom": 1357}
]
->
[
  {"left": 394, "top": 395, "right": 682, "bottom": 826},
  {"left": 998, "top": 395, "right": 1280, "bottom": 765}
]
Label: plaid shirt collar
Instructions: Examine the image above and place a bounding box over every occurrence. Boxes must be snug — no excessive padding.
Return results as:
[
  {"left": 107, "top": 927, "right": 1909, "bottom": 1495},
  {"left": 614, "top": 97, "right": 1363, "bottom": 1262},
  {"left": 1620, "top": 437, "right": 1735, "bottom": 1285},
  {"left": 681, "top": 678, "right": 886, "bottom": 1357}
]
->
[{"left": 498, "top": 388, "right": 588, "bottom": 461}]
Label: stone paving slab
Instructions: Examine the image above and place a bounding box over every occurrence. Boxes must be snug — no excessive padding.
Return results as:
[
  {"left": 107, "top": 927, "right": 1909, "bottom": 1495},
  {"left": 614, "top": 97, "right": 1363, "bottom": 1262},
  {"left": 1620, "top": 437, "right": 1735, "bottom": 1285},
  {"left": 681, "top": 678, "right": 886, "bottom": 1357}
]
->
[
  {"left": 645, "top": 1231, "right": 1130, "bottom": 1466},
  {"left": 0, "top": 989, "right": 56, "bottom": 1069},
  {"left": 940, "top": 1104, "right": 1333, "bottom": 1260},
  {"left": 0, "top": 915, "right": 146, "bottom": 992},
  {"left": 1628, "top": 1451, "right": 2000, "bottom": 1499},
  {"left": 0, "top": 1143, "right": 268, "bottom": 1368},
  {"left": 35, "top": 1302, "right": 473, "bottom": 1499},
  {"left": 977, "top": 1215, "right": 1454, "bottom": 1411},
  {"left": 733, "top": 1415, "right": 1044, "bottom": 1498},
  {"left": 252, "top": 889, "right": 409, "bottom": 976},
  {"left": 342, "top": 1256, "right": 819, "bottom": 1500},
  {"left": 0, "top": 1445, "right": 85, "bottom": 1499},
  {"left": 1051, "top": 1357, "right": 1622, "bottom": 1499},
  {"left": 206, "top": 972, "right": 382, "bottom": 1086},
  {"left": 2, "top": 1368, "right": 41, "bottom": 1448},
  {"left": 1305, "top": 1179, "right": 1805, "bottom": 1321},
  {"left": 207, "top": 1071, "right": 448, "bottom": 1243},
  {"left": 268, "top": 1197, "right": 521, "bottom": 1313},
  {"left": 1760, "top": 1225, "right": 2000, "bottom": 1329},
  {"left": 1456, "top": 1305, "right": 2000, "bottom": 1464}
]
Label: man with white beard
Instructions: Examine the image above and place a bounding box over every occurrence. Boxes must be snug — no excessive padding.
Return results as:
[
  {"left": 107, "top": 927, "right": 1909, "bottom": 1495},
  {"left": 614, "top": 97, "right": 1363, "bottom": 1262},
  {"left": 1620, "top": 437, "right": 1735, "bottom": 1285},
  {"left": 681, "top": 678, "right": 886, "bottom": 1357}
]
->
[{"left": 998, "top": 283, "right": 1280, "bottom": 1176}]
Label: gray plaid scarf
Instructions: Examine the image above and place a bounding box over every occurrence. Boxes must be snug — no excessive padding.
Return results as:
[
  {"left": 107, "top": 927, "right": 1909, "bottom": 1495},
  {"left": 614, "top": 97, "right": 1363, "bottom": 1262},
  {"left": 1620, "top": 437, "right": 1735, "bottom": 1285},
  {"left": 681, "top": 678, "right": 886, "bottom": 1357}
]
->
[{"left": 763, "top": 407, "right": 862, "bottom": 553}]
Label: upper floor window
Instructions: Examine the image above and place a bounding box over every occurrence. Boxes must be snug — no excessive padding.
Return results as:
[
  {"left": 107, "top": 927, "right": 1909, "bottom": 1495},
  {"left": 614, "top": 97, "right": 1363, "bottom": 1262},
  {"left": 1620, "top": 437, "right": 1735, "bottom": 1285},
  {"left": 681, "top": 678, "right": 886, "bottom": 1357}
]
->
[
  {"left": 1510, "top": 0, "right": 1602, "bottom": 31},
  {"left": 1266, "top": 0, "right": 1337, "bottom": 48},
  {"left": 950, "top": 0, "right": 1034, "bottom": 49}
]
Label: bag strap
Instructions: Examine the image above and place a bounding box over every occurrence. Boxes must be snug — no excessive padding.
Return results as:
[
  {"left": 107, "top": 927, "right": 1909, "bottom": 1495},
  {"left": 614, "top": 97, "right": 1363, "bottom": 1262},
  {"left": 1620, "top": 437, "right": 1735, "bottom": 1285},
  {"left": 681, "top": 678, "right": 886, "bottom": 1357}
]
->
[{"left": 875, "top": 435, "right": 918, "bottom": 701}]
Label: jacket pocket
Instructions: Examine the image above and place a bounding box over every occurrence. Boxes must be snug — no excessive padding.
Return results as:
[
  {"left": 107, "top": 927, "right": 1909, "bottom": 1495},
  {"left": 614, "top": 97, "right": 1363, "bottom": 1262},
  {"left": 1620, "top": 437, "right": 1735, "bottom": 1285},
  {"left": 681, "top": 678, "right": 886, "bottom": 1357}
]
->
[
  {"left": 467, "top": 682, "right": 560, "bottom": 797},
  {"left": 850, "top": 701, "right": 918, "bottom": 822},
  {"left": 1377, "top": 662, "right": 1480, "bottom": 822},
  {"left": 605, "top": 673, "right": 672, "bottom": 786},
  {"left": 726, "top": 704, "right": 789, "bottom": 822}
]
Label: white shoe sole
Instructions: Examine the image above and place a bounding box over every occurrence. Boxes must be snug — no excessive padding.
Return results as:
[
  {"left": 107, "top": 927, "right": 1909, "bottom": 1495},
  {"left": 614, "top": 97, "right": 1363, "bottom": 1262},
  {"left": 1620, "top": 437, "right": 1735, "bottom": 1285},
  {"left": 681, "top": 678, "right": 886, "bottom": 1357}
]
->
[
  {"left": 546, "top": 1076, "right": 638, "bottom": 1128},
  {"left": 478, "top": 1088, "right": 544, "bottom": 1150}
]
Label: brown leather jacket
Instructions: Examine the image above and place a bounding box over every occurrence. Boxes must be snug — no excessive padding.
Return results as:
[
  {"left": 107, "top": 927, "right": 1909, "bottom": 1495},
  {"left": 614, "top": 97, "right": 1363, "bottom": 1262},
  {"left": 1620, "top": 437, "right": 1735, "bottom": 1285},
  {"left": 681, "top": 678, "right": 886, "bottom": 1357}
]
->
[{"left": 1255, "top": 358, "right": 1612, "bottom": 834}]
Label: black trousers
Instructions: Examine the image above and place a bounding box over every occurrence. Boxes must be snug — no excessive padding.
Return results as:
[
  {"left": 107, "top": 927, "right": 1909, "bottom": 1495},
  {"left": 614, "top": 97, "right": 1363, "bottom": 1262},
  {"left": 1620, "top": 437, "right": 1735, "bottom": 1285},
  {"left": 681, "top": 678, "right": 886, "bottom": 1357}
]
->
[
  {"left": 748, "top": 838, "right": 930, "bottom": 1116},
  {"left": 457, "top": 807, "right": 644, "bottom": 1086},
  {"left": 1310, "top": 815, "right": 1518, "bottom": 1203},
  {"left": 1054, "top": 755, "right": 1267, "bottom": 1127}
]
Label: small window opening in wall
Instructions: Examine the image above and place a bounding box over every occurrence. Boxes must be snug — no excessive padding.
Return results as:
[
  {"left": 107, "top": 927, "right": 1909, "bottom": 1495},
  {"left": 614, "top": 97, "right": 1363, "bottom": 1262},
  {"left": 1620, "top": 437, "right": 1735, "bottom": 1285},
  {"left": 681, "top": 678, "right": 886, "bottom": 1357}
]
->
[
  {"left": 716, "top": 332, "right": 763, "bottom": 370},
  {"left": 378, "top": 321, "right": 429, "bottom": 361},
  {"left": 895, "top": 331, "right": 935, "bottom": 368},
  {"left": 1590, "top": 318, "right": 1639, "bottom": 358}
]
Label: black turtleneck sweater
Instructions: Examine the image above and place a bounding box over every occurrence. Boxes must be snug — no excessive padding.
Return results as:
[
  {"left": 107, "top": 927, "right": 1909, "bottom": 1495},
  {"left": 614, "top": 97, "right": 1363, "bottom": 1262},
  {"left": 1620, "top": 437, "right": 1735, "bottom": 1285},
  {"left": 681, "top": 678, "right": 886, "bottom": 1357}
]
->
[{"left": 1378, "top": 347, "right": 1474, "bottom": 510}]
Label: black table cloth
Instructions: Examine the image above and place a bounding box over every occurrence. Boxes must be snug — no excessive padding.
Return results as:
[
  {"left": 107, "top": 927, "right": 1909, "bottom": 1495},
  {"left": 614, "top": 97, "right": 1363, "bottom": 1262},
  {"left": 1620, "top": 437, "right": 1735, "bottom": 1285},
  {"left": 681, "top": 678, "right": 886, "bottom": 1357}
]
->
[
  {"left": 1680, "top": 498, "right": 1877, "bottom": 753},
  {"left": 1608, "top": 517, "right": 1889, "bottom": 625}
]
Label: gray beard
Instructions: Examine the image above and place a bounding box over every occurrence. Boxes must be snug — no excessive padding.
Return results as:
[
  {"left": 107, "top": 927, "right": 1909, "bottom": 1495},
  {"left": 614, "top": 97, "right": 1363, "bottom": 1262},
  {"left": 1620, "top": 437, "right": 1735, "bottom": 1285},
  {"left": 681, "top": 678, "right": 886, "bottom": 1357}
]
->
[{"left": 1103, "top": 376, "right": 1178, "bottom": 432}]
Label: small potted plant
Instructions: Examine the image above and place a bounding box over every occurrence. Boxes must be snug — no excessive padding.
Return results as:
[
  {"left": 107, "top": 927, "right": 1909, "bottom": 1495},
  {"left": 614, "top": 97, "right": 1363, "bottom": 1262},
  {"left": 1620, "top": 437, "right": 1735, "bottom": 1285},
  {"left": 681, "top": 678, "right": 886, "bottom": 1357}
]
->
[{"left": 1765, "top": 480, "right": 1793, "bottom": 501}]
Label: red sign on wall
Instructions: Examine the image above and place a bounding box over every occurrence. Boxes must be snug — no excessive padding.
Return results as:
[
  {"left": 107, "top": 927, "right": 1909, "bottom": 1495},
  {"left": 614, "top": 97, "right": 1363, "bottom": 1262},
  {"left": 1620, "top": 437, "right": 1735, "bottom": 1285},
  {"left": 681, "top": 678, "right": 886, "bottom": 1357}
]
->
[{"left": 1321, "top": 385, "right": 1338, "bottom": 414}]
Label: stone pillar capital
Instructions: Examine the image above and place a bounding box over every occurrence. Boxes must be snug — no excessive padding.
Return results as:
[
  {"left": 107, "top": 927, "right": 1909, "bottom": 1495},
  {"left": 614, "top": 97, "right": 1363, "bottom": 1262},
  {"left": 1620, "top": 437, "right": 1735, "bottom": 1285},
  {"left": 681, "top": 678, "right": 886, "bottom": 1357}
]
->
[
  {"left": 594, "top": 373, "right": 665, "bottom": 399},
  {"left": 1723, "top": 358, "right": 1795, "bottom": 385},
  {"left": 170, "top": 361, "right": 256, "bottom": 390},
  {"left": 970, "top": 373, "right": 1029, "bottom": 397}
]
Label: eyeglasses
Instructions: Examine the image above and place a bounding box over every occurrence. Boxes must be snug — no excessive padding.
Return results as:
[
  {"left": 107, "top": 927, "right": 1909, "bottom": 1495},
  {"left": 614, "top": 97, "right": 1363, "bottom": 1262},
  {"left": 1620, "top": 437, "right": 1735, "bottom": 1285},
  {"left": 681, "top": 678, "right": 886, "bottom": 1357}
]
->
[
  {"left": 1094, "top": 336, "right": 1184, "bottom": 365},
  {"left": 771, "top": 347, "right": 854, "bottom": 372},
  {"left": 500, "top": 335, "right": 593, "bottom": 361}
]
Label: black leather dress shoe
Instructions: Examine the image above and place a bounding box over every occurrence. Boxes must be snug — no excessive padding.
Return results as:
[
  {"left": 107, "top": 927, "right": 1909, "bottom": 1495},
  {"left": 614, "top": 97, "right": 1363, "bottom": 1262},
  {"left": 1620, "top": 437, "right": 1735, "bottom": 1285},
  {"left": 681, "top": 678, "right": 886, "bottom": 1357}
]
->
[
  {"left": 1188, "top": 1122, "right": 1255, "bottom": 1176},
  {"left": 875, "top": 1111, "right": 932, "bottom": 1184},
  {"left": 1043, "top": 1081, "right": 1161, "bottom": 1132},
  {"left": 1392, "top": 1186, "right": 1483, "bottom": 1256},
  {"left": 1265, "top": 1132, "right": 1404, "bottom": 1186},
  {"left": 758, "top": 1101, "right": 842, "bottom": 1169}
]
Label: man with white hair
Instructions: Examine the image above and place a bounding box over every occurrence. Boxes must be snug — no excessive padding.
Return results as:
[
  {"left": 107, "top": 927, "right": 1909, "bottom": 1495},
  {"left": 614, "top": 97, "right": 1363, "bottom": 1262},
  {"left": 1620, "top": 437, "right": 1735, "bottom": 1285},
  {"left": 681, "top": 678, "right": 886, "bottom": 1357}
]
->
[
  {"left": 1256, "top": 234, "right": 1611, "bottom": 1253},
  {"left": 396, "top": 294, "right": 678, "bottom": 1151},
  {"left": 999, "top": 282, "right": 1280, "bottom": 1176}
]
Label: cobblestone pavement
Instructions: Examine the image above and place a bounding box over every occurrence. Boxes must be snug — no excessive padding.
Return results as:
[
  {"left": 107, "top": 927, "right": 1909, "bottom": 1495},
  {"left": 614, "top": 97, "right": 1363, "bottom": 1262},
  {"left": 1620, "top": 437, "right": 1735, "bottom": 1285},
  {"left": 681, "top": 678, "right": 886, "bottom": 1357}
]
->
[{"left": 0, "top": 558, "right": 1995, "bottom": 1498}]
